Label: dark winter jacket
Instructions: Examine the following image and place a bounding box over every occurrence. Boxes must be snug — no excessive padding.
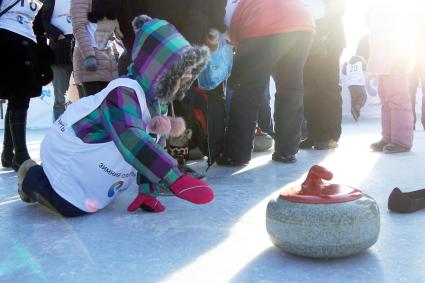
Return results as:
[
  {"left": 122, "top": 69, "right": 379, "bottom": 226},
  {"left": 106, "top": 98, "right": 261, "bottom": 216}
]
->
[
  {"left": 316, "top": 0, "right": 346, "bottom": 54},
  {"left": 87, "top": 0, "right": 122, "bottom": 23},
  {"left": 0, "top": 9, "right": 53, "bottom": 99},
  {"left": 356, "top": 35, "right": 369, "bottom": 61},
  {"left": 40, "top": 0, "right": 73, "bottom": 65},
  {"left": 118, "top": 0, "right": 227, "bottom": 52}
]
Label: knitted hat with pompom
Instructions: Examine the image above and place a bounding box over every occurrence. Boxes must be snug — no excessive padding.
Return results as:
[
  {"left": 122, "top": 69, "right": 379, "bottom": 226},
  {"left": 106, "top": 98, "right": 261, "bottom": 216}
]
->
[{"left": 128, "top": 15, "right": 210, "bottom": 109}]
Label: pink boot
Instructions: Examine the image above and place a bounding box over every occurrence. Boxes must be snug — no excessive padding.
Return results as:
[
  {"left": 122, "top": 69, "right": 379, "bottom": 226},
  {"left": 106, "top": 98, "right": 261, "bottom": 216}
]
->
[
  {"left": 127, "top": 194, "right": 166, "bottom": 213},
  {"left": 170, "top": 175, "right": 214, "bottom": 204}
]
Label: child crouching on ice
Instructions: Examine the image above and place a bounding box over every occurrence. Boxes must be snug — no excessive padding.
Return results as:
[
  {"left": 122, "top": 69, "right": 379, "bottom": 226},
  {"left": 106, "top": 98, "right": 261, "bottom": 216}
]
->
[{"left": 17, "top": 15, "right": 212, "bottom": 217}]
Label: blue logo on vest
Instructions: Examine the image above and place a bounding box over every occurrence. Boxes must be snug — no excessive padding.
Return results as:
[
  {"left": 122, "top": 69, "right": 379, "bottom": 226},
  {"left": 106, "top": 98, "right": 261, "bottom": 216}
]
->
[
  {"left": 107, "top": 180, "right": 124, "bottom": 197},
  {"left": 16, "top": 15, "right": 24, "bottom": 24}
]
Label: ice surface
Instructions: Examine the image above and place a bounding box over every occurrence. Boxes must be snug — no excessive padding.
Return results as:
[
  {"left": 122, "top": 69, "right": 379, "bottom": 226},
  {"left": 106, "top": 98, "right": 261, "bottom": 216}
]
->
[{"left": 1, "top": 119, "right": 425, "bottom": 283}]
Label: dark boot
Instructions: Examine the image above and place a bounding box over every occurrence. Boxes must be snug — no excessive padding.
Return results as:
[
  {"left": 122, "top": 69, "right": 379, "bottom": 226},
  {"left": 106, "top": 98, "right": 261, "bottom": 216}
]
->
[
  {"left": 299, "top": 138, "right": 315, "bottom": 149},
  {"left": 272, "top": 153, "right": 297, "bottom": 163},
  {"left": 1, "top": 108, "right": 14, "bottom": 168},
  {"left": 314, "top": 139, "right": 338, "bottom": 150},
  {"left": 383, "top": 143, "right": 410, "bottom": 153},
  {"left": 370, "top": 140, "right": 389, "bottom": 152},
  {"left": 9, "top": 109, "right": 31, "bottom": 171}
]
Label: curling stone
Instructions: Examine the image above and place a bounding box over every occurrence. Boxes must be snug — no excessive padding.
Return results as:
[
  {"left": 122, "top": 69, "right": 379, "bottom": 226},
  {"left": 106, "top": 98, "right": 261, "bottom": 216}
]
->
[
  {"left": 266, "top": 165, "right": 380, "bottom": 258},
  {"left": 253, "top": 128, "right": 273, "bottom": 152}
]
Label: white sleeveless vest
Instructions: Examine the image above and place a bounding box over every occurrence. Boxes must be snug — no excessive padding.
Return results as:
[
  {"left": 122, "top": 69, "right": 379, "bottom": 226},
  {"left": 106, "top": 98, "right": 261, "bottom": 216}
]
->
[
  {"left": 0, "top": 0, "right": 42, "bottom": 42},
  {"left": 224, "top": 0, "right": 240, "bottom": 29},
  {"left": 346, "top": 61, "right": 366, "bottom": 87},
  {"left": 300, "top": 0, "right": 325, "bottom": 20},
  {"left": 41, "top": 78, "right": 151, "bottom": 212},
  {"left": 50, "top": 0, "right": 72, "bottom": 35}
]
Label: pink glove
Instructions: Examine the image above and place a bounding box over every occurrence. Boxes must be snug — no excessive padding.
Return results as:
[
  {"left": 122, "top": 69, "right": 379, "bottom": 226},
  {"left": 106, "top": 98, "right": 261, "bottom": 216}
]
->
[
  {"left": 170, "top": 175, "right": 214, "bottom": 204},
  {"left": 127, "top": 193, "right": 165, "bottom": 213}
]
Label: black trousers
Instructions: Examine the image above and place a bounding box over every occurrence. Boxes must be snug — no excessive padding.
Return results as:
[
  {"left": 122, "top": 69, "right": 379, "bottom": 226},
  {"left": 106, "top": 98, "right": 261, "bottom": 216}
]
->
[
  {"left": 409, "top": 63, "right": 425, "bottom": 129},
  {"left": 22, "top": 165, "right": 87, "bottom": 217},
  {"left": 303, "top": 26, "right": 345, "bottom": 142},
  {"left": 258, "top": 83, "right": 274, "bottom": 135},
  {"left": 82, "top": 81, "right": 108, "bottom": 97},
  {"left": 223, "top": 32, "right": 313, "bottom": 163},
  {"left": 0, "top": 29, "right": 42, "bottom": 100}
]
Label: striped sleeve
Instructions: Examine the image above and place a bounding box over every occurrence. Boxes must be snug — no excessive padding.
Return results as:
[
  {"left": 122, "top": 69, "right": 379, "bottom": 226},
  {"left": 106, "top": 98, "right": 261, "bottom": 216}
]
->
[{"left": 100, "top": 86, "right": 182, "bottom": 185}]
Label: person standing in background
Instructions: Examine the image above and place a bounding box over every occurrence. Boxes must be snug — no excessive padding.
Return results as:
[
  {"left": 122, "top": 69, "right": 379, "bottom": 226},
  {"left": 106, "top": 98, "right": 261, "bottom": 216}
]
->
[
  {"left": 0, "top": 0, "right": 53, "bottom": 171},
  {"left": 41, "top": 0, "right": 74, "bottom": 120},
  {"left": 368, "top": 0, "right": 416, "bottom": 153},
  {"left": 117, "top": 0, "right": 226, "bottom": 66},
  {"left": 70, "top": 0, "right": 118, "bottom": 96},
  {"left": 342, "top": 55, "right": 368, "bottom": 121},
  {"left": 300, "top": 0, "right": 346, "bottom": 150},
  {"left": 217, "top": 0, "right": 315, "bottom": 165},
  {"left": 408, "top": 1, "right": 425, "bottom": 130}
]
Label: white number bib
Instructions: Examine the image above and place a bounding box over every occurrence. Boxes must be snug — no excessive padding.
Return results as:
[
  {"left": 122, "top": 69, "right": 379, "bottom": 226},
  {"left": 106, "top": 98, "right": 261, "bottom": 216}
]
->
[{"left": 0, "top": 0, "right": 42, "bottom": 42}]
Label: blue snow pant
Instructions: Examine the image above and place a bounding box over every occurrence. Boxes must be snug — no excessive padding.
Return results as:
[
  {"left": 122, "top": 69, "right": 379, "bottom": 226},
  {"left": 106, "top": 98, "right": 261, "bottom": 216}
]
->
[{"left": 22, "top": 165, "right": 88, "bottom": 217}]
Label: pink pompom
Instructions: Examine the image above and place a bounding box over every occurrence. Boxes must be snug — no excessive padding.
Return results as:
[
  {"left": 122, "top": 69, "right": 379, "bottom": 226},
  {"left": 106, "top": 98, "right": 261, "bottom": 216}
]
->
[
  {"left": 169, "top": 117, "right": 186, "bottom": 137},
  {"left": 148, "top": 116, "right": 171, "bottom": 135}
]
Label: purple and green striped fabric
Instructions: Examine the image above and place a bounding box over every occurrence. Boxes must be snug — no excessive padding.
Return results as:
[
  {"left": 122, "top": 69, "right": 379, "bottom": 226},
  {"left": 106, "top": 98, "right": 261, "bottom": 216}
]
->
[
  {"left": 72, "top": 86, "right": 182, "bottom": 187},
  {"left": 128, "top": 19, "right": 190, "bottom": 108}
]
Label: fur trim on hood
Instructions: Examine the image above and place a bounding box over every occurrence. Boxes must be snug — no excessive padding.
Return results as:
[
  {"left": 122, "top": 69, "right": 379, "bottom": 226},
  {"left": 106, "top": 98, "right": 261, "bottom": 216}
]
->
[
  {"left": 156, "top": 45, "right": 210, "bottom": 102},
  {"left": 128, "top": 15, "right": 210, "bottom": 107}
]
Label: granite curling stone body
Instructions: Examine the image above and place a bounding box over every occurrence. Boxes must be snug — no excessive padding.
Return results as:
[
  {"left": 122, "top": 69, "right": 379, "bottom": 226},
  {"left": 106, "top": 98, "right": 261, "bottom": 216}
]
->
[
  {"left": 266, "top": 165, "right": 380, "bottom": 258},
  {"left": 253, "top": 128, "right": 273, "bottom": 152}
]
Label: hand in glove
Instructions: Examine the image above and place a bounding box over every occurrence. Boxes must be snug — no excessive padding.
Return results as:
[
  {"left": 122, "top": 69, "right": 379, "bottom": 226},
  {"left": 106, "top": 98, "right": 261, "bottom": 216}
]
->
[
  {"left": 84, "top": 56, "right": 97, "bottom": 71},
  {"left": 170, "top": 175, "right": 214, "bottom": 204},
  {"left": 128, "top": 193, "right": 165, "bottom": 213},
  {"left": 127, "top": 171, "right": 214, "bottom": 213}
]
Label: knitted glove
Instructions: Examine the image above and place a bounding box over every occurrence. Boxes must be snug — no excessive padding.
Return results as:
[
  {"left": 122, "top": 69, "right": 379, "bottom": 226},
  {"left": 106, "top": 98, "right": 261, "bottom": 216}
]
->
[
  {"left": 170, "top": 175, "right": 214, "bottom": 204},
  {"left": 84, "top": 56, "right": 97, "bottom": 71},
  {"left": 127, "top": 193, "right": 165, "bottom": 213}
]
